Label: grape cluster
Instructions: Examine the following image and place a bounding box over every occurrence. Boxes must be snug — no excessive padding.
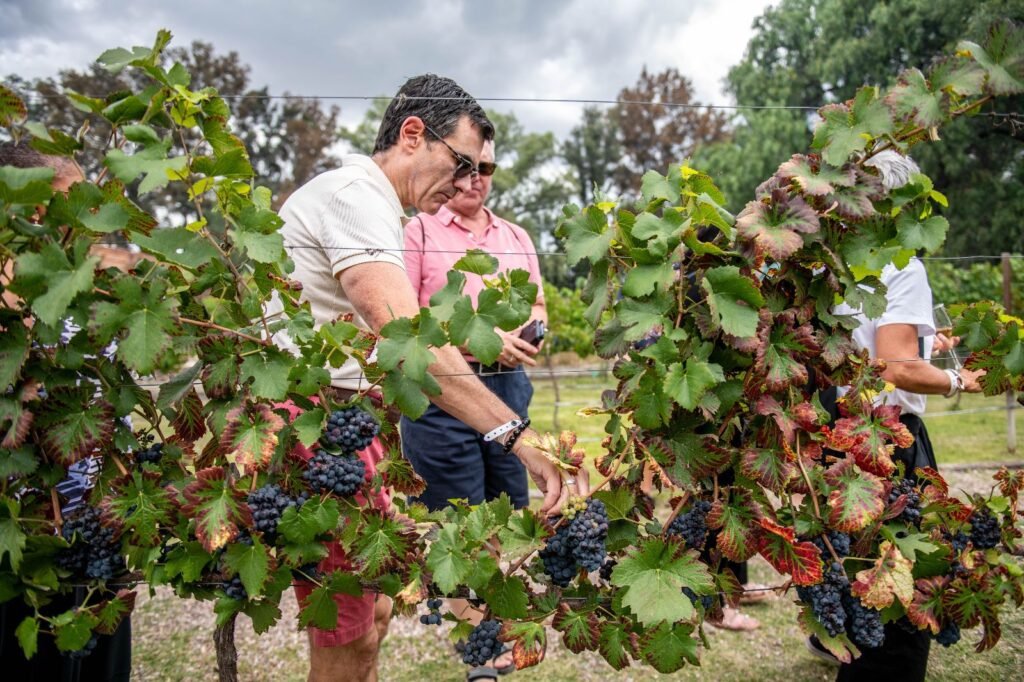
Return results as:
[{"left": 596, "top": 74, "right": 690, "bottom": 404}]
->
[
  {"left": 303, "top": 450, "right": 366, "bottom": 496},
  {"left": 969, "top": 509, "right": 1000, "bottom": 549},
  {"left": 135, "top": 441, "right": 164, "bottom": 466},
  {"left": 320, "top": 407, "right": 380, "bottom": 453},
  {"left": 599, "top": 559, "right": 617, "bottom": 583},
  {"left": 810, "top": 531, "right": 851, "bottom": 558},
  {"left": 665, "top": 500, "right": 712, "bottom": 550},
  {"left": 292, "top": 562, "right": 321, "bottom": 581},
  {"left": 683, "top": 587, "right": 714, "bottom": 611},
  {"left": 934, "top": 621, "right": 961, "bottom": 647},
  {"left": 539, "top": 499, "right": 609, "bottom": 586},
  {"left": 247, "top": 484, "right": 308, "bottom": 540},
  {"left": 420, "top": 598, "right": 443, "bottom": 626},
  {"left": 66, "top": 634, "right": 98, "bottom": 659},
  {"left": 567, "top": 499, "right": 609, "bottom": 571},
  {"left": 223, "top": 575, "right": 247, "bottom": 601},
  {"left": 843, "top": 592, "right": 885, "bottom": 648},
  {"left": 888, "top": 478, "right": 922, "bottom": 526},
  {"left": 57, "top": 507, "right": 125, "bottom": 581},
  {"left": 461, "top": 619, "right": 503, "bottom": 666},
  {"left": 949, "top": 531, "right": 970, "bottom": 553},
  {"left": 797, "top": 558, "right": 849, "bottom": 637}
]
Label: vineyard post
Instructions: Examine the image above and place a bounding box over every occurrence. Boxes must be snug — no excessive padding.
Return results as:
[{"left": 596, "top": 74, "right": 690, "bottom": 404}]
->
[{"left": 1003, "top": 252, "right": 1017, "bottom": 455}]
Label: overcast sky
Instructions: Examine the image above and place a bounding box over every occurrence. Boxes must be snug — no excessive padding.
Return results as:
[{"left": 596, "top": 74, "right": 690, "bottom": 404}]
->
[{"left": 1, "top": 0, "right": 775, "bottom": 138}]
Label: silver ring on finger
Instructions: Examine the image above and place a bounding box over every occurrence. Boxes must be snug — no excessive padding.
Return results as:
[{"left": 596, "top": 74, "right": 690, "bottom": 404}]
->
[{"left": 564, "top": 477, "right": 577, "bottom": 486}]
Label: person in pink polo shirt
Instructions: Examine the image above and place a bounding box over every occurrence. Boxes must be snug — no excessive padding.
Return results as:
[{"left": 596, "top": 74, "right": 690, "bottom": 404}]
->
[{"left": 403, "top": 139, "right": 546, "bottom": 677}]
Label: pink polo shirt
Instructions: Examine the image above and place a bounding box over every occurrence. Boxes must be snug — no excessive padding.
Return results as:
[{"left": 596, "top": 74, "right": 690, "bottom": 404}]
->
[{"left": 404, "top": 205, "right": 544, "bottom": 309}]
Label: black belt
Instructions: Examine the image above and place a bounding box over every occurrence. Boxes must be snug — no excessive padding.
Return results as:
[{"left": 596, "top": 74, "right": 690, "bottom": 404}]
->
[{"left": 467, "top": 361, "right": 519, "bottom": 375}]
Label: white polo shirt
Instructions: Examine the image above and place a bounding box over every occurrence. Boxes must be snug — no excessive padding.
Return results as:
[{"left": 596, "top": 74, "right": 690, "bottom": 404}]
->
[
  {"left": 268, "top": 154, "right": 407, "bottom": 390},
  {"left": 833, "top": 258, "right": 936, "bottom": 417}
]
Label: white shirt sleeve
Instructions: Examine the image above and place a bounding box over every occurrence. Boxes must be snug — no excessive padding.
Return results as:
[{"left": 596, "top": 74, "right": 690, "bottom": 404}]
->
[{"left": 877, "top": 259, "right": 935, "bottom": 336}]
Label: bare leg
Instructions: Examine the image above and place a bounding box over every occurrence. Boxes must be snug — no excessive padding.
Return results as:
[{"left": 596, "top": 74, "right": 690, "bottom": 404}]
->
[{"left": 307, "top": 596, "right": 392, "bottom": 682}]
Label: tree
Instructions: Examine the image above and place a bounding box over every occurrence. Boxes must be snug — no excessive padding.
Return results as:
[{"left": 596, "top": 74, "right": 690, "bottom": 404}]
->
[
  {"left": 561, "top": 105, "right": 621, "bottom": 206},
  {"left": 6, "top": 41, "right": 340, "bottom": 213},
  {"left": 338, "top": 98, "right": 389, "bottom": 155},
  {"left": 612, "top": 67, "right": 730, "bottom": 194},
  {"left": 699, "top": 0, "right": 1024, "bottom": 254}
]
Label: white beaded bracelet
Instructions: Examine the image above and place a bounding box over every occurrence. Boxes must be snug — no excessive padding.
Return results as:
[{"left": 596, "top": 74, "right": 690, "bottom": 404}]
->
[
  {"left": 943, "top": 368, "right": 965, "bottom": 398},
  {"left": 483, "top": 419, "right": 523, "bottom": 443}
]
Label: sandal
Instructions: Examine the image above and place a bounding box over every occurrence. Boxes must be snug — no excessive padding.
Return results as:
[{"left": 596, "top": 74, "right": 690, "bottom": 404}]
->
[
  {"left": 738, "top": 582, "right": 773, "bottom": 604},
  {"left": 492, "top": 644, "right": 515, "bottom": 675},
  {"left": 467, "top": 666, "right": 500, "bottom": 681},
  {"left": 707, "top": 606, "right": 760, "bottom": 631}
]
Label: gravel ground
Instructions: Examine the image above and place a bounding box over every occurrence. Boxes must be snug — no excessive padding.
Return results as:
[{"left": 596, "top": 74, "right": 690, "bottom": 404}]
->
[{"left": 130, "top": 467, "right": 1023, "bottom": 681}]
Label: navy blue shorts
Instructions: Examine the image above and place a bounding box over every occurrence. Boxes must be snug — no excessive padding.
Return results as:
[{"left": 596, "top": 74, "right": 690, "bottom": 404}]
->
[{"left": 401, "top": 365, "right": 533, "bottom": 510}]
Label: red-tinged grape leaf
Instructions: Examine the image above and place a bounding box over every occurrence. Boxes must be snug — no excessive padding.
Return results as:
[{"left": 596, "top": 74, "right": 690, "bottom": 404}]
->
[
  {"left": 776, "top": 154, "right": 856, "bottom": 196},
  {"left": 708, "top": 494, "right": 762, "bottom": 563},
  {"left": 104, "top": 471, "right": 174, "bottom": 546},
  {"left": 915, "top": 466, "right": 949, "bottom": 499},
  {"left": 754, "top": 329, "right": 809, "bottom": 392},
  {"left": 217, "top": 403, "right": 284, "bottom": 475},
  {"left": 825, "top": 182, "right": 877, "bottom": 221},
  {"left": 90, "top": 589, "right": 137, "bottom": 636},
  {"left": 941, "top": 574, "right": 1004, "bottom": 651},
  {"left": 597, "top": 620, "right": 637, "bottom": 671},
  {"left": 551, "top": 603, "right": 600, "bottom": 654},
  {"left": 819, "top": 331, "right": 858, "bottom": 370},
  {"left": 739, "top": 447, "right": 794, "bottom": 494},
  {"left": 994, "top": 468, "right": 1024, "bottom": 510},
  {"left": 180, "top": 466, "right": 251, "bottom": 552},
  {"left": 0, "top": 84, "right": 28, "bottom": 127},
  {"left": 0, "top": 396, "right": 34, "bottom": 451},
  {"left": 826, "top": 405, "right": 914, "bottom": 478},
  {"left": 501, "top": 620, "right": 546, "bottom": 670},
  {"left": 851, "top": 541, "right": 914, "bottom": 609},
  {"left": 886, "top": 67, "right": 949, "bottom": 128},
  {"left": 394, "top": 563, "right": 427, "bottom": 613},
  {"left": 956, "top": 20, "right": 1024, "bottom": 97},
  {"left": 38, "top": 397, "right": 114, "bottom": 463},
  {"left": 907, "top": 577, "right": 948, "bottom": 634},
  {"left": 797, "top": 606, "right": 859, "bottom": 663},
  {"left": 377, "top": 440, "right": 426, "bottom": 496},
  {"left": 735, "top": 191, "right": 820, "bottom": 261},
  {"left": 351, "top": 510, "right": 416, "bottom": 579},
  {"left": 824, "top": 458, "right": 885, "bottom": 532},
  {"left": 756, "top": 518, "right": 822, "bottom": 586},
  {"left": 754, "top": 395, "right": 797, "bottom": 444},
  {"left": 171, "top": 388, "right": 206, "bottom": 444},
  {"left": 639, "top": 621, "right": 700, "bottom": 673}
]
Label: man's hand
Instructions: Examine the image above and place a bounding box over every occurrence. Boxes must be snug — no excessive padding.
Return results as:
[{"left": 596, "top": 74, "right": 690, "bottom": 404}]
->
[
  {"left": 496, "top": 329, "right": 540, "bottom": 368},
  {"left": 512, "top": 437, "right": 590, "bottom": 515},
  {"left": 934, "top": 333, "right": 960, "bottom": 353},
  {"left": 961, "top": 367, "right": 986, "bottom": 393}
]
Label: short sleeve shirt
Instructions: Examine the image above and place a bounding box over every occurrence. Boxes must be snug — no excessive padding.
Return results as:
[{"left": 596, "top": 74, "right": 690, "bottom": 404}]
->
[
  {"left": 833, "top": 258, "right": 936, "bottom": 416},
  {"left": 403, "top": 205, "right": 544, "bottom": 308},
  {"left": 268, "top": 154, "right": 406, "bottom": 390}
]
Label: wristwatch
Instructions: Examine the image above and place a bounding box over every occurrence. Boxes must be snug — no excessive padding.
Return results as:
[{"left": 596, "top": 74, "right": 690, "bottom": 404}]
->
[{"left": 944, "top": 368, "right": 965, "bottom": 398}]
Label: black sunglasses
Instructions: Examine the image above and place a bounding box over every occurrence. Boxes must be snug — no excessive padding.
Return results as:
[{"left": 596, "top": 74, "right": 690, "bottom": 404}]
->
[
  {"left": 476, "top": 161, "right": 497, "bottom": 177},
  {"left": 423, "top": 124, "right": 477, "bottom": 180}
]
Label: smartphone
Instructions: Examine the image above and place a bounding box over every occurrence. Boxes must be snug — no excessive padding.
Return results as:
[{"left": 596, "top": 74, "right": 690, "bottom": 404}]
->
[{"left": 519, "top": 319, "right": 545, "bottom": 346}]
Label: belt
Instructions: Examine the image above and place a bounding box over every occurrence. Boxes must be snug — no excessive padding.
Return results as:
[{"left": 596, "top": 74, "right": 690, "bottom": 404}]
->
[{"left": 467, "top": 361, "right": 519, "bottom": 375}]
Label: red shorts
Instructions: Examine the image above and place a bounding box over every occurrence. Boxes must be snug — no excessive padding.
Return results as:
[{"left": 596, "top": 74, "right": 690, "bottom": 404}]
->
[{"left": 279, "top": 401, "right": 391, "bottom": 648}]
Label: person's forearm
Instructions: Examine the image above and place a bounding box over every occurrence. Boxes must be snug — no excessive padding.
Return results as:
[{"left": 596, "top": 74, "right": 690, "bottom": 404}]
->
[
  {"left": 881, "top": 359, "right": 954, "bottom": 395},
  {"left": 428, "top": 342, "right": 523, "bottom": 433},
  {"left": 531, "top": 300, "right": 547, "bottom": 326}
]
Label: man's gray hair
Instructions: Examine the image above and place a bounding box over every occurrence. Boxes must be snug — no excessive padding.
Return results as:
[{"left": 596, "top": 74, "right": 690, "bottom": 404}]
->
[{"left": 864, "top": 149, "right": 921, "bottom": 190}]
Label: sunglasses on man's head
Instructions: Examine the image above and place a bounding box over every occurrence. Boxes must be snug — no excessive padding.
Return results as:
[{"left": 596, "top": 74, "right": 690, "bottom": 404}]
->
[{"left": 423, "top": 125, "right": 497, "bottom": 179}]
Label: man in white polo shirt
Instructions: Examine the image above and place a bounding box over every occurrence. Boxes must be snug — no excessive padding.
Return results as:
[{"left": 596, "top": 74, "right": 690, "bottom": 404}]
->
[{"left": 273, "top": 74, "right": 583, "bottom": 682}]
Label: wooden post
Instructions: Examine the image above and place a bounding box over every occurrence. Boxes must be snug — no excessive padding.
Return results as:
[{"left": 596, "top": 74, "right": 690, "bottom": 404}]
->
[
  {"left": 214, "top": 613, "right": 239, "bottom": 682},
  {"left": 1003, "top": 253, "right": 1017, "bottom": 455}
]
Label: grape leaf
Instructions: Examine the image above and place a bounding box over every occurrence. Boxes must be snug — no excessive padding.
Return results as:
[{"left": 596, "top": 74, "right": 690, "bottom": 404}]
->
[
  {"left": 502, "top": 620, "right": 547, "bottom": 670},
  {"left": 351, "top": 512, "right": 414, "bottom": 579},
  {"left": 497, "top": 508, "right": 547, "bottom": 557},
  {"left": 38, "top": 397, "right": 114, "bottom": 464},
  {"left": 377, "top": 310, "right": 444, "bottom": 381},
  {"left": 376, "top": 441, "right": 426, "bottom": 496},
  {"left": 739, "top": 447, "right": 794, "bottom": 495},
  {"left": 824, "top": 459, "right": 885, "bottom": 532},
  {"left": 0, "top": 501, "right": 27, "bottom": 572},
  {"left": 776, "top": 154, "right": 856, "bottom": 196},
  {"left": 664, "top": 358, "right": 724, "bottom": 411},
  {"left": 239, "top": 351, "right": 292, "bottom": 401},
  {"left": 611, "top": 537, "right": 713, "bottom": 626},
  {"left": 104, "top": 139, "right": 188, "bottom": 195},
  {"left": 941, "top": 574, "right": 1004, "bottom": 651},
  {"left": 639, "top": 621, "right": 699, "bottom": 673},
  {"left": 298, "top": 584, "right": 339, "bottom": 630},
  {"left": 132, "top": 227, "right": 220, "bottom": 270},
  {"left": 812, "top": 87, "right": 895, "bottom": 166},
  {"left": 381, "top": 371, "right": 438, "bottom": 420},
  {"left": 277, "top": 498, "right": 340, "bottom": 545},
  {"left": 701, "top": 266, "right": 764, "bottom": 338},
  {"left": 0, "top": 323, "right": 29, "bottom": 390},
  {"left": 907, "top": 576, "right": 946, "bottom": 634},
  {"left": 0, "top": 84, "right": 27, "bottom": 127},
  {"left": 851, "top": 540, "right": 914, "bottom": 609},
  {"left": 242, "top": 600, "right": 282, "bottom": 634},
  {"left": 14, "top": 243, "right": 98, "bottom": 328},
  {"left": 735, "top": 192, "right": 820, "bottom": 260},
  {"left": 797, "top": 607, "right": 859, "bottom": 663},
  {"left": 556, "top": 205, "right": 614, "bottom": 267},
  {"left": 452, "top": 249, "right": 499, "bottom": 275},
  {"left": 640, "top": 169, "right": 680, "bottom": 203},
  {"left": 756, "top": 518, "right": 822, "bottom": 586},
  {"left": 886, "top": 68, "right": 948, "bottom": 128},
  {"left": 597, "top": 620, "right": 637, "bottom": 671},
  {"left": 54, "top": 608, "right": 99, "bottom": 653},
  {"left": 180, "top": 467, "right": 252, "bottom": 552},
  {"left": 896, "top": 213, "right": 948, "bottom": 252},
  {"left": 224, "top": 536, "right": 272, "bottom": 597},
  {"left": 426, "top": 523, "right": 472, "bottom": 595},
  {"left": 551, "top": 604, "right": 599, "bottom": 653},
  {"left": 483, "top": 574, "right": 529, "bottom": 620},
  {"left": 91, "top": 590, "right": 136, "bottom": 636},
  {"left": 218, "top": 404, "right": 285, "bottom": 475},
  {"left": 956, "top": 20, "right": 1024, "bottom": 96},
  {"left": 707, "top": 493, "right": 761, "bottom": 563},
  {"left": 104, "top": 471, "right": 174, "bottom": 546},
  {"left": 14, "top": 616, "right": 38, "bottom": 658}
]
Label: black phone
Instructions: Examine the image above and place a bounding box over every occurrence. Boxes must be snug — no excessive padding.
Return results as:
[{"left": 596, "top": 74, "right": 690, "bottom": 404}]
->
[{"left": 519, "top": 319, "right": 545, "bottom": 346}]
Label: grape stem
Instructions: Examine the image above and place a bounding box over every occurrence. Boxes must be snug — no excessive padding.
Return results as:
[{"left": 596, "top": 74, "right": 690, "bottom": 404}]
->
[
  {"left": 794, "top": 440, "right": 842, "bottom": 564},
  {"left": 661, "top": 492, "right": 692, "bottom": 537}
]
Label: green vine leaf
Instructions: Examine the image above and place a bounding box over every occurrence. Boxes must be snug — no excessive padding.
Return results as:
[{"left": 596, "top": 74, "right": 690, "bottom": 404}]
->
[
  {"left": 611, "top": 538, "right": 713, "bottom": 626},
  {"left": 104, "top": 471, "right": 174, "bottom": 546},
  {"left": 664, "top": 358, "right": 724, "bottom": 411},
  {"left": 556, "top": 205, "right": 614, "bottom": 267},
  {"left": 811, "top": 86, "right": 895, "bottom": 166},
  {"left": 700, "top": 266, "right": 764, "bottom": 338},
  {"left": 218, "top": 404, "right": 285, "bottom": 475},
  {"left": 639, "top": 621, "right": 700, "bottom": 674},
  {"left": 224, "top": 535, "right": 272, "bottom": 597},
  {"left": 597, "top": 620, "right": 638, "bottom": 671},
  {"left": 14, "top": 244, "right": 98, "bottom": 328},
  {"left": 551, "top": 604, "right": 600, "bottom": 653},
  {"left": 956, "top": 20, "right": 1024, "bottom": 96},
  {"left": 886, "top": 68, "right": 948, "bottom": 128},
  {"left": 180, "top": 467, "right": 252, "bottom": 552},
  {"left": 907, "top": 576, "right": 947, "bottom": 634}
]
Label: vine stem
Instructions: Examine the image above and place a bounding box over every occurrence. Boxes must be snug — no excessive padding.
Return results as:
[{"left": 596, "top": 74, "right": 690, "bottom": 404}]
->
[
  {"left": 110, "top": 453, "right": 129, "bottom": 477},
  {"left": 50, "top": 488, "right": 63, "bottom": 531},
  {"left": 794, "top": 440, "right": 842, "bottom": 564},
  {"left": 178, "top": 317, "right": 269, "bottom": 347},
  {"left": 213, "top": 612, "right": 239, "bottom": 682}
]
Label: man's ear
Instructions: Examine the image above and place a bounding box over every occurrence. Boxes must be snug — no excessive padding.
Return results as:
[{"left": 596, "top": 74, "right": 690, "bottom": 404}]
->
[{"left": 397, "top": 116, "right": 427, "bottom": 153}]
